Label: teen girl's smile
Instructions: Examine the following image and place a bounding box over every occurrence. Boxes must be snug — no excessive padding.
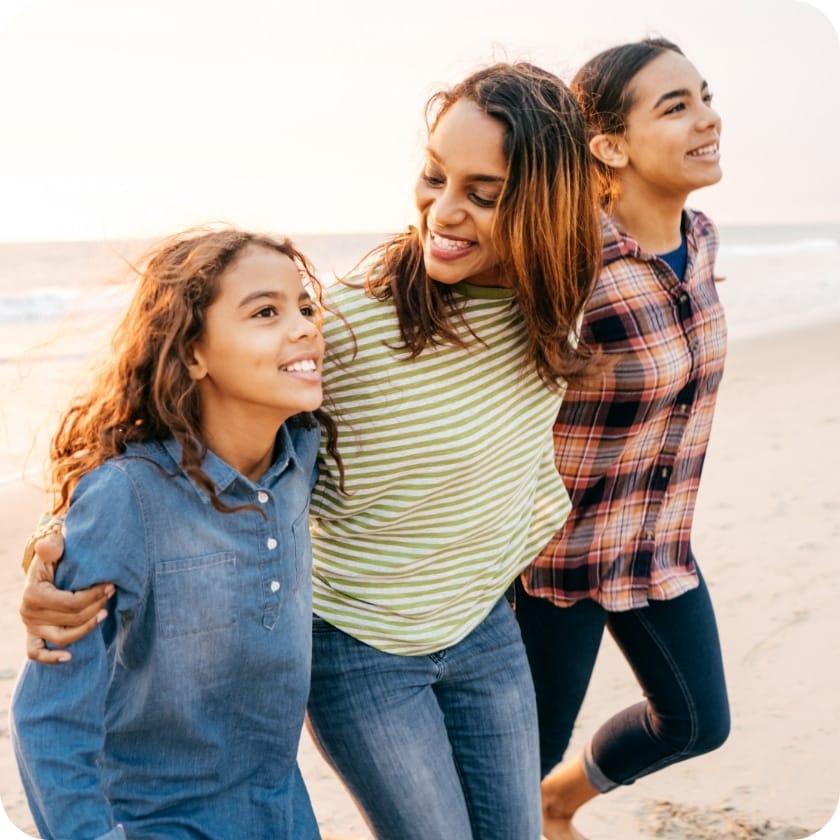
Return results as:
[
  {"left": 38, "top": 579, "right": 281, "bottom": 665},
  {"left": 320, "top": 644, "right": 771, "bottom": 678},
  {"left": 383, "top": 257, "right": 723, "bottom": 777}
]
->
[
  {"left": 686, "top": 141, "right": 719, "bottom": 161},
  {"left": 415, "top": 98, "right": 509, "bottom": 288}
]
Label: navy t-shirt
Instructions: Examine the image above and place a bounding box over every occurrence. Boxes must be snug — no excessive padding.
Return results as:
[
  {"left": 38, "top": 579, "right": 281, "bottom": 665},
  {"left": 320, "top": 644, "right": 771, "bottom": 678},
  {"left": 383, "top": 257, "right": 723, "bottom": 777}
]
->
[{"left": 658, "top": 231, "right": 688, "bottom": 280}]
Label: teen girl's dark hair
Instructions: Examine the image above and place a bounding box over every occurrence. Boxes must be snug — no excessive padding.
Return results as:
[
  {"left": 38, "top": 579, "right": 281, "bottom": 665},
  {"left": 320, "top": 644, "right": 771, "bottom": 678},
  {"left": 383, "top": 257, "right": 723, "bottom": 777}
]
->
[{"left": 571, "top": 38, "right": 684, "bottom": 206}]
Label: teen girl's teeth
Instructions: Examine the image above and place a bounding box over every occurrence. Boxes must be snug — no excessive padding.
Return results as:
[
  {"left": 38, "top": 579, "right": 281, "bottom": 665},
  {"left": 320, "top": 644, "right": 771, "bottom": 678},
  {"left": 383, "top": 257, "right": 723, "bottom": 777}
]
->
[
  {"left": 282, "top": 359, "right": 317, "bottom": 372},
  {"left": 687, "top": 143, "right": 719, "bottom": 157}
]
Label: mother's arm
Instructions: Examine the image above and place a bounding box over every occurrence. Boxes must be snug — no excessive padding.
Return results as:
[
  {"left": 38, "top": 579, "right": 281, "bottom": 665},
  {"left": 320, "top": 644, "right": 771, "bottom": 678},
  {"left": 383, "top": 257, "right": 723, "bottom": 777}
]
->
[{"left": 21, "top": 533, "right": 115, "bottom": 663}]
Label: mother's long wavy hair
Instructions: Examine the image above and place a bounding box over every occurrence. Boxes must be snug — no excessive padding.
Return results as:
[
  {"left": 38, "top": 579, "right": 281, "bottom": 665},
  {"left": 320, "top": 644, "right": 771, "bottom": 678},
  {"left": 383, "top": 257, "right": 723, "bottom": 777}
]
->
[
  {"left": 49, "top": 228, "right": 341, "bottom": 514},
  {"left": 361, "top": 61, "right": 602, "bottom": 389}
]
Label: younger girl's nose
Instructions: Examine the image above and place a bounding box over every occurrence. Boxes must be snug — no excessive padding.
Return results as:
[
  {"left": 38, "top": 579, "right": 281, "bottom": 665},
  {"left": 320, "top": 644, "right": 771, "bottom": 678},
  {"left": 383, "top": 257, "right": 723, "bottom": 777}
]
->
[{"left": 293, "top": 311, "right": 320, "bottom": 340}]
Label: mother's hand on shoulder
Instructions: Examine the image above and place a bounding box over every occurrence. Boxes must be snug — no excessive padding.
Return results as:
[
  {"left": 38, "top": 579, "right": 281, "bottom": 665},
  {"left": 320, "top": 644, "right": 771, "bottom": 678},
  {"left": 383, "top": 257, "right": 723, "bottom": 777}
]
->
[{"left": 20, "top": 534, "right": 115, "bottom": 664}]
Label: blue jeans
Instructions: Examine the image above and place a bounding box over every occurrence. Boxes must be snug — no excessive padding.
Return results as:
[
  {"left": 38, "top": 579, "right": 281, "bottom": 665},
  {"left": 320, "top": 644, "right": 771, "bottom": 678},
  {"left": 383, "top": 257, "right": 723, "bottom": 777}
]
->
[
  {"left": 307, "top": 597, "right": 542, "bottom": 840},
  {"left": 514, "top": 569, "right": 730, "bottom": 787}
]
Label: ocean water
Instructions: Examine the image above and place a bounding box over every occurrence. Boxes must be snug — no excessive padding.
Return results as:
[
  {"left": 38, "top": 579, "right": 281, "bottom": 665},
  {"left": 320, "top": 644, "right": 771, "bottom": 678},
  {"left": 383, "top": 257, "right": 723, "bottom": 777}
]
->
[
  {"left": 712, "top": 223, "right": 840, "bottom": 339},
  {"left": 1, "top": 225, "right": 838, "bottom": 485},
  {"left": 0, "top": 225, "right": 838, "bottom": 344},
  {"left": 0, "top": 232, "right": 385, "bottom": 339}
]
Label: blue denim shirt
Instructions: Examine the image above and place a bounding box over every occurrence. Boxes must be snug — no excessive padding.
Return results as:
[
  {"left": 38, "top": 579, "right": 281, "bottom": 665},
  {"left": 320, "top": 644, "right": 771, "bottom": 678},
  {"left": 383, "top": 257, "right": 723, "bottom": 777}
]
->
[{"left": 11, "top": 420, "right": 321, "bottom": 840}]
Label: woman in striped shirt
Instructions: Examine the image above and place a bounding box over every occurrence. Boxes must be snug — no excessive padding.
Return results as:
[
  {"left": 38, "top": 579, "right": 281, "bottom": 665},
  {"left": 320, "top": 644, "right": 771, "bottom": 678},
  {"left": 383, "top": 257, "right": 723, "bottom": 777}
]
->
[
  {"left": 20, "top": 63, "right": 601, "bottom": 839},
  {"left": 514, "top": 39, "right": 731, "bottom": 839}
]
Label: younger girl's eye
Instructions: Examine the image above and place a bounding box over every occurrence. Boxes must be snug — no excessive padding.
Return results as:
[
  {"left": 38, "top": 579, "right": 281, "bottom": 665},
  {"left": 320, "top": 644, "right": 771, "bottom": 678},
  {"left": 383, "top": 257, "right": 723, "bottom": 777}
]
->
[
  {"left": 254, "top": 306, "right": 276, "bottom": 319},
  {"left": 303, "top": 304, "right": 324, "bottom": 328}
]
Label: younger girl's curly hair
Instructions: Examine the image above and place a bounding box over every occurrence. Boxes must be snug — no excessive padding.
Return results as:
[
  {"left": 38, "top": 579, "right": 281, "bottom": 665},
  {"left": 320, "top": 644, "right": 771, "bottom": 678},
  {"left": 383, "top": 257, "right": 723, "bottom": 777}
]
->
[{"left": 49, "top": 227, "right": 341, "bottom": 514}]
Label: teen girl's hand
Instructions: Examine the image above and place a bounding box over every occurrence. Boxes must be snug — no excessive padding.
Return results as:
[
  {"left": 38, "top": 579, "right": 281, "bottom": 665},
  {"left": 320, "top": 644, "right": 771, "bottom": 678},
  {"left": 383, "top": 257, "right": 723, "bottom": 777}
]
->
[{"left": 20, "top": 534, "right": 114, "bottom": 663}]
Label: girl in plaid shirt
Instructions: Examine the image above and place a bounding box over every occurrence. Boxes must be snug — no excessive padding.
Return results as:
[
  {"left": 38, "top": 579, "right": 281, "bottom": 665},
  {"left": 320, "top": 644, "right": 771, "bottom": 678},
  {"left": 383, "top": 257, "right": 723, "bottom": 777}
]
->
[{"left": 514, "top": 38, "right": 731, "bottom": 839}]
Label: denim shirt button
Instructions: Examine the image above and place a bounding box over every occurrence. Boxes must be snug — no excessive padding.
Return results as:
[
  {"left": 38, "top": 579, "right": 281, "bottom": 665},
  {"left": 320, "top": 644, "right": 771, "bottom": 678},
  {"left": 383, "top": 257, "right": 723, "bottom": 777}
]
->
[
  {"left": 257, "top": 491, "right": 269, "bottom": 504},
  {"left": 270, "top": 580, "right": 281, "bottom": 593},
  {"left": 266, "top": 537, "right": 278, "bottom": 550}
]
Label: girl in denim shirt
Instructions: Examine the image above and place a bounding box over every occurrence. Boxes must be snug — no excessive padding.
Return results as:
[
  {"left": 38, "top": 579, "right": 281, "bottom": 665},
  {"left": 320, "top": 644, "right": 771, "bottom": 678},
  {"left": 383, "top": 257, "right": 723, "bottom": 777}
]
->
[{"left": 11, "top": 229, "right": 338, "bottom": 839}]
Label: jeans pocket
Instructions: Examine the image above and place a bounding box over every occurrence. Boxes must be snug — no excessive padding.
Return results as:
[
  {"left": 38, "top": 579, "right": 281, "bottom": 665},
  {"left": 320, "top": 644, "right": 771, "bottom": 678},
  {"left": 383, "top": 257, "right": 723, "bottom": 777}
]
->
[{"left": 155, "top": 552, "right": 237, "bottom": 639}]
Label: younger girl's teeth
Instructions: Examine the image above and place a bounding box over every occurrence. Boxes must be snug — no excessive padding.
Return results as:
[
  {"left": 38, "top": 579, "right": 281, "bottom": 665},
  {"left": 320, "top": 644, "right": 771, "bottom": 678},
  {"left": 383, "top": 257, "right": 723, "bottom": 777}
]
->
[{"left": 283, "top": 359, "right": 316, "bottom": 372}]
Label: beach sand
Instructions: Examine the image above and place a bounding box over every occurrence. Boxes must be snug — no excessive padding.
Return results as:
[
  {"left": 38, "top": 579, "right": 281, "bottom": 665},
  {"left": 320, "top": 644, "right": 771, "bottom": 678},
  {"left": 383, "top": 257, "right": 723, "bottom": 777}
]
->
[{"left": 0, "top": 317, "right": 838, "bottom": 838}]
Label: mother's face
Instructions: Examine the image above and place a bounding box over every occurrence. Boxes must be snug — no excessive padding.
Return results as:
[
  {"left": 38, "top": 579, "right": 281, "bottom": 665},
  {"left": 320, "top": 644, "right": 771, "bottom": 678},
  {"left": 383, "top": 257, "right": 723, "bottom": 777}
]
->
[{"left": 414, "top": 98, "right": 510, "bottom": 288}]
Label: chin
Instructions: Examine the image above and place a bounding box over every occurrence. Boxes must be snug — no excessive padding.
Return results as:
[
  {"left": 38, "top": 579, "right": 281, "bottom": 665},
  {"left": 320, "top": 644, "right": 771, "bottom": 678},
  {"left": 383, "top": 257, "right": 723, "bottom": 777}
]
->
[
  {"left": 423, "top": 262, "right": 463, "bottom": 287},
  {"left": 302, "top": 396, "right": 325, "bottom": 414}
]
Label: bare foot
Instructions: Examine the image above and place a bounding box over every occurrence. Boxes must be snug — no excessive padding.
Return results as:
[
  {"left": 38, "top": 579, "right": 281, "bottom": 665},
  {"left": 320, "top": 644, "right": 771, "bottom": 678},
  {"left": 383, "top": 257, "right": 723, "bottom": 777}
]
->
[
  {"left": 540, "top": 753, "right": 598, "bottom": 840},
  {"left": 541, "top": 814, "right": 588, "bottom": 840}
]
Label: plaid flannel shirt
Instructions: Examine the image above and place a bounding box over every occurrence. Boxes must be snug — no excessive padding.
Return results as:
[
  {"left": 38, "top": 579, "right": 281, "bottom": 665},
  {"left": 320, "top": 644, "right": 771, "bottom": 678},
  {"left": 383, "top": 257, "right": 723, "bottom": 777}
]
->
[{"left": 524, "top": 209, "right": 727, "bottom": 611}]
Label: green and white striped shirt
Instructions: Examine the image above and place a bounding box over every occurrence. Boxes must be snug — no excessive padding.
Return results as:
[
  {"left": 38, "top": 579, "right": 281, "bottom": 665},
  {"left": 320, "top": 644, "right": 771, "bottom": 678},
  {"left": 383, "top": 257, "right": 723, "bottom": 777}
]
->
[{"left": 311, "top": 280, "right": 570, "bottom": 655}]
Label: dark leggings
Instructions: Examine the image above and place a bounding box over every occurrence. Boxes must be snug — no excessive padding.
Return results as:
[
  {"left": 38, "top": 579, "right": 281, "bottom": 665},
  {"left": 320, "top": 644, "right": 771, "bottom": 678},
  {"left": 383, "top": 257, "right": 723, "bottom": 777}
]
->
[{"left": 514, "top": 570, "right": 730, "bottom": 788}]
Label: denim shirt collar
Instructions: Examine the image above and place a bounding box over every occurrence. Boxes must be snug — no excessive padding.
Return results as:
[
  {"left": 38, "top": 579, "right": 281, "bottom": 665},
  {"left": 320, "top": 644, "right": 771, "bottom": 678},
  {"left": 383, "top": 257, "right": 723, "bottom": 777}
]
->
[{"left": 157, "top": 423, "right": 298, "bottom": 505}]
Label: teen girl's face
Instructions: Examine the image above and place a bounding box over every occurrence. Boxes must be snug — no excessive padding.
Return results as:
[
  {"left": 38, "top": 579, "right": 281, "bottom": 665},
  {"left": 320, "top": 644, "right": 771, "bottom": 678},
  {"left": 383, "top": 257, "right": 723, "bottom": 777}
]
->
[
  {"left": 415, "top": 98, "right": 509, "bottom": 288},
  {"left": 621, "top": 50, "right": 722, "bottom": 198},
  {"left": 189, "top": 246, "right": 324, "bottom": 429}
]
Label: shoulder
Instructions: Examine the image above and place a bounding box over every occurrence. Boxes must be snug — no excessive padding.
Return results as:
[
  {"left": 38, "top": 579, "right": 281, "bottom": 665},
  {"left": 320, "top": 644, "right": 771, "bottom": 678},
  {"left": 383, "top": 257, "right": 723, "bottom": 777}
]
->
[
  {"left": 323, "top": 277, "right": 371, "bottom": 311},
  {"left": 60, "top": 455, "right": 155, "bottom": 593},
  {"left": 322, "top": 279, "right": 399, "bottom": 352},
  {"left": 71, "top": 442, "right": 175, "bottom": 509},
  {"left": 324, "top": 280, "right": 374, "bottom": 328}
]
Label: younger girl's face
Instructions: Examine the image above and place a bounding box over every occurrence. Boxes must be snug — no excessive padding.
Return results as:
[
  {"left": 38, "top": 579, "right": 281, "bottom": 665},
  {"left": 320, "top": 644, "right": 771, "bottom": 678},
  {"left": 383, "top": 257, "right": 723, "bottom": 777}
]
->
[
  {"left": 620, "top": 49, "right": 722, "bottom": 198},
  {"left": 189, "top": 246, "right": 324, "bottom": 429},
  {"left": 414, "top": 98, "right": 509, "bottom": 288}
]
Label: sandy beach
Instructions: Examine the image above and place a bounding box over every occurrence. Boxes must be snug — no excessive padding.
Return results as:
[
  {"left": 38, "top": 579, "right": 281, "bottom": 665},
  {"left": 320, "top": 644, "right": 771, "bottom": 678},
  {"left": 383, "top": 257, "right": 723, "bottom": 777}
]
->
[{"left": 0, "top": 315, "right": 838, "bottom": 838}]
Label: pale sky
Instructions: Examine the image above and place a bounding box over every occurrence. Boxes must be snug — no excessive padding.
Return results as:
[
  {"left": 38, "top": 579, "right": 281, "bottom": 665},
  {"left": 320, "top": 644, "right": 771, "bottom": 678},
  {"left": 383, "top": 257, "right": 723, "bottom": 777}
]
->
[{"left": 0, "top": 0, "right": 838, "bottom": 242}]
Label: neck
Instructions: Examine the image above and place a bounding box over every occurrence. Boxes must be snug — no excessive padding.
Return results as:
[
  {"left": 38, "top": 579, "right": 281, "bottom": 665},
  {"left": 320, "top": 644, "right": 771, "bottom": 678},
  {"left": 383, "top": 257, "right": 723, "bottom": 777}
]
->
[
  {"left": 200, "top": 408, "right": 284, "bottom": 482},
  {"left": 611, "top": 181, "right": 687, "bottom": 254}
]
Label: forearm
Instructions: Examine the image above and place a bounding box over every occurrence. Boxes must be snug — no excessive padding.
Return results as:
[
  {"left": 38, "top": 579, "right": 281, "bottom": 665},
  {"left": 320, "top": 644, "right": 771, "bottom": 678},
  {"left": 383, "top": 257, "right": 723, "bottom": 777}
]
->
[
  {"left": 11, "top": 631, "right": 121, "bottom": 839},
  {"left": 21, "top": 513, "right": 65, "bottom": 574}
]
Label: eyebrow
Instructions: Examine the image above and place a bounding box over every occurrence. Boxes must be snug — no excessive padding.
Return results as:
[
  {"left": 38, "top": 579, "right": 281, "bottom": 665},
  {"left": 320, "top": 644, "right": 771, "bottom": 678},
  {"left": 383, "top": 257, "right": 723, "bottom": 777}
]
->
[
  {"left": 425, "top": 147, "right": 505, "bottom": 184},
  {"left": 653, "top": 80, "right": 709, "bottom": 110},
  {"left": 238, "top": 289, "right": 311, "bottom": 308}
]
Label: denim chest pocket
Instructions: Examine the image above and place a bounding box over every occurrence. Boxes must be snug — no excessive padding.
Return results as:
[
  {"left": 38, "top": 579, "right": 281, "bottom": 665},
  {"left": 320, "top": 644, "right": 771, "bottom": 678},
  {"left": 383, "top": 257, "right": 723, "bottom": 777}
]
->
[{"left": 155, "top": 552, "right": 237, "bottom": 639}]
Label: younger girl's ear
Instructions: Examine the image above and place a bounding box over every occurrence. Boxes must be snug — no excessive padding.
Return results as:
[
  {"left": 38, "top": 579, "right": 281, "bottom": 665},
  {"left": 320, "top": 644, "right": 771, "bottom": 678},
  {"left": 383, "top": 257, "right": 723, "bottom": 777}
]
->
[
  {"left": 186, "top": 346, "right": 208, "bottom": 381},
  {"left": 589, "top": 134, "right": 629, "bottom": 169}
]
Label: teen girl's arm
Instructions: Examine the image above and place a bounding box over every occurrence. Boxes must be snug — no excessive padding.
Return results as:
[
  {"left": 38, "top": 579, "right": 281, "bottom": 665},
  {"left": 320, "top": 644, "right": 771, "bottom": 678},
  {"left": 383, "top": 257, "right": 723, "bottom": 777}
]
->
[
  {"left": 11, "top": 465, "right": 147, "bottom": 839},
  {"left": 20, "top": 531, "right": 114, "bottom": 663}
]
